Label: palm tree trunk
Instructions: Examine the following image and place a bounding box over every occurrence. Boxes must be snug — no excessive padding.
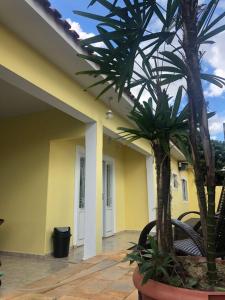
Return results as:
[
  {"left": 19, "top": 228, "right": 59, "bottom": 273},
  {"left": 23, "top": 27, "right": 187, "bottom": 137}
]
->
[
  {"left": 154, "top": 143, "right": 173, "bottom": 253},
  {"left": 181, "top": 0, "right": 217, "bottom": 285},
  {"left": 189, "top": 124, "right": 208, "bottom": 247},
  {"left": 161, "top": 152, "right": 173, "bottom": 252}
]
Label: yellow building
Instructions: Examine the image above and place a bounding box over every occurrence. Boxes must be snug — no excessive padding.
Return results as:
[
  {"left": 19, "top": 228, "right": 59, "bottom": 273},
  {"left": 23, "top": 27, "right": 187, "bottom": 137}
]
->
[{"left": 0, "top": 0, "right": 199, "bottom": 258}]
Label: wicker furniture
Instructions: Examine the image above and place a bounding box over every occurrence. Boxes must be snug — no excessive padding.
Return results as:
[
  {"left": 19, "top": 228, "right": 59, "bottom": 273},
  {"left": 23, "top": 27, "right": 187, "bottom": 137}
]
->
[
  {"left": 138, "top": 219, "right": 205, "bottom": 256},
  {"left": 138, "top": 182, "right": 225, "bottom": 257}
]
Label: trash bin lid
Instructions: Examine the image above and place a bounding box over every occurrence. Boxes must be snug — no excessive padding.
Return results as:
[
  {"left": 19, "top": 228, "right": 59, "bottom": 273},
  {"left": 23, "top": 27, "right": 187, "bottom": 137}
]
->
[{"left": 54, "top": 227, "right": 70, "bottom": 233}]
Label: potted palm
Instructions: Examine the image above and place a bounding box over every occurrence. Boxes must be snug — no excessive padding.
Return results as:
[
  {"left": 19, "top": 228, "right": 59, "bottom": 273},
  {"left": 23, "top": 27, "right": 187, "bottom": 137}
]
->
[{"left": 75, "top": 0, "right": 225, "bottom": 297}]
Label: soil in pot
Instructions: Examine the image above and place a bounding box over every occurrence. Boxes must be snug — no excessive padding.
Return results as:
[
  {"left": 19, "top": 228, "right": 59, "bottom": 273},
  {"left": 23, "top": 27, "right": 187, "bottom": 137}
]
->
[{"left": 178, "top": 257, "right": 225, "bottom": 291}]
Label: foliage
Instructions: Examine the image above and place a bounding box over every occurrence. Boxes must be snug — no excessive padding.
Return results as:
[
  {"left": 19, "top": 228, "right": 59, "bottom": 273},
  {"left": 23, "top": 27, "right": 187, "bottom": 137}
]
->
[
  {"left": 117, "top": 83, "right": 191, "bottom": 163},
  {"left": 125, "top": 236, "right": 198, "bottom": 288},
  {"left": 118, "top": 87, "right": 189, "bottom": 154},
  {"left": 212, "top": 140, "right": 225, "bottom": 185},
  {"left": 199, "top": 140, "right": 225, "bottom": 185},
  {"left": 75, "top": 0, "right": 225, "bottom": 101}
]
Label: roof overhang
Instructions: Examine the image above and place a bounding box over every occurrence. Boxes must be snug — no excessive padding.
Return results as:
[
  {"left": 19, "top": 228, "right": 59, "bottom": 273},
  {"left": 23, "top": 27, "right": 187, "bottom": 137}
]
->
[
  {"left": 0, "top": 0, "right": 134, "bottom": 120},
  {"left": 170, "top": 142, "right": 186, "bottom": 161}
]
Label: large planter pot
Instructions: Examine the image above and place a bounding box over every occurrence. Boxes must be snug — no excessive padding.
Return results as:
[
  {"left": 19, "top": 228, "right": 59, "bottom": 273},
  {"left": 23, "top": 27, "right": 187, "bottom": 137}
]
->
[{"left": 133, "top": 268, "right": 225, "bottom": 300}]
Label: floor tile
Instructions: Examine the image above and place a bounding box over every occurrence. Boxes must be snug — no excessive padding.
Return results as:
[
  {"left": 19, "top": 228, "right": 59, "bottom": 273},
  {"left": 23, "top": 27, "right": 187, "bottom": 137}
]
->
[
  {"left": 2, "top": 232, "right": 140, "bottom": 300},
  {"left": 9, "top": 294, "right": 56, "bottom": 300},
  {"left": 125, "top": 290, "right": 138, "bottom": 300}
]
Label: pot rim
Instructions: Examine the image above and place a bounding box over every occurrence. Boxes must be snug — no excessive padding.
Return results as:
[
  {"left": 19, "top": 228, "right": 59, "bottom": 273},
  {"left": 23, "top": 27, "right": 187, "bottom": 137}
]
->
[{"left": 133, "top": 267, "right": 225, "bottom": 299}]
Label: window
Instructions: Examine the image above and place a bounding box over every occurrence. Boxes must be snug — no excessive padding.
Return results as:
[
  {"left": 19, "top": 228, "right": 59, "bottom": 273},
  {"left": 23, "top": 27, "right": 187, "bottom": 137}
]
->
[
  {"left": 103, "top": 161, "right": 113, "bottom": 208},
  {"left": 181, "top": 179, "right": 188, "bottom": 201},
  {"left": 172, "top": 174, "right": 178, "bottom": 189},
  {"left": 79, "top": 157, "right": 85, "bottom": 209},
  {"left": 106, "top": 164, "right": 112, "bottom": 207}
]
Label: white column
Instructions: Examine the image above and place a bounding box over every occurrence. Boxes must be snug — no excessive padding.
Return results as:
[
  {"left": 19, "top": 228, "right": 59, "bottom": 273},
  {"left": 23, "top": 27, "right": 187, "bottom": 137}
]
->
[
  {"left": 146, "top": 155, "right": 156, "bottom": 222},
  {"left": 84, "top": 122, "right": 103, "bottom": 259}
]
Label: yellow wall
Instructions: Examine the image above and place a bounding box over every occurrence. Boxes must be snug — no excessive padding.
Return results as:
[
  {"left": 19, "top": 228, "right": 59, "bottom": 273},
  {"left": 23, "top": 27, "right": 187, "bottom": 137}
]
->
[
  {"left": 216, "top": 186, "right": 223, "bottom": 207},
  {"left": 170, "top": 158, "right": 190, "bottom": 218},
  {"left": 0, "top": 115, "right": 49, "bottom": 254},
  {"left": 0, "top": 25, "right": 151, "bottom": 156},
  {"left": 45, "top": 139, "right": 77, "bottom": 253},
  {"left": 172, "top": 163, "right": 223, "bottom": 215},
  {"left": 124, "top": 147, "right": 149, "bottom": 231},
  {"left": 0, "top": 110, "right": 84, "bottom": 255},
  {"left": 188, "top": 184, "right": 223, "bottom": 212}
]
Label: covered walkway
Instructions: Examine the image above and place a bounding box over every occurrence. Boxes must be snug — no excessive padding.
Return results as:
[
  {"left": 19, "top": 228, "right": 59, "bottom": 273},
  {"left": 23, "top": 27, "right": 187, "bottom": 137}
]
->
[{"left": 0, "top": 232, "right": 139, "bottom": 299}]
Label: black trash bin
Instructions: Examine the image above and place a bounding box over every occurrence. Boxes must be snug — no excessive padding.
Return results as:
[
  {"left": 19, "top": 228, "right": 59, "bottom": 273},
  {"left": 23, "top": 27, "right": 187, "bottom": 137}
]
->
[{"left": 53, "top": 227, "right": 71, "bottom": 258}]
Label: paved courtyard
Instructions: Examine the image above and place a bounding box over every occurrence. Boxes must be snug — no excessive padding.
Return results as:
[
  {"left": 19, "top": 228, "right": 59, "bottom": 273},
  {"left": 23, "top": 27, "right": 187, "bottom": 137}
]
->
[{"left": 0, "top": 232, "right": 139, "bottom": 299}]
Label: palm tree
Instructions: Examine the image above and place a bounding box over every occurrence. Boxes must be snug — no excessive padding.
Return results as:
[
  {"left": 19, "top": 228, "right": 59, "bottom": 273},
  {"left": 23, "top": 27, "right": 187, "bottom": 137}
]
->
[
  {"left": 118, "top": 84, "right": 189, "bottom": 254},
  {"left": 75, "top": 0, "right": 225, "bottom": 284}
]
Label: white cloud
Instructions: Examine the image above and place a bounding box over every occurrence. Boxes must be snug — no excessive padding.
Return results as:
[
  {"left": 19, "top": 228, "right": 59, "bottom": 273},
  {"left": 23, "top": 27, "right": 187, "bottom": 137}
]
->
[
  {"left": 209, "top": 113, "right": 225, "bottom": 138},
  {"left": 204, "top": 32, "right": 225, "bottom": 97},
  {"left": 67, "top": 18, "right": 95, "bottom": 40},
  {"left": 218, "top": 2, "right": 225, "bottom": 9},
  {"left": 205, "top": 68, "right": 225, "bottom": 97},
  {"left": 66, "top": 18, "right": 104, "bottom": 47},
  {"left": 131, "top": 85, "right": 150, "bottom": 103}
]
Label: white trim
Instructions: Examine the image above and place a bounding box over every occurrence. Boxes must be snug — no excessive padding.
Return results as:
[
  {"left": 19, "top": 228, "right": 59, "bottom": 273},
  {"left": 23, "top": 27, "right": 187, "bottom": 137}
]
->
[
  {"left": 170, "top": 142, "right": 186, "bottom": 161},
  {"left": 84, "top": 123, "right": 99, "bottom": 259},
  {"left": 146, "top": 156, "right": 156, "bottom": 222},
  {"left": 74, "top": 145, "right": 85, "bottom": 246},
  {"left": 0, "top": 66, "right": 92, "bottom": 124},
  {"left": 103, "top": 155, "right": 116, "bottom": 236}
]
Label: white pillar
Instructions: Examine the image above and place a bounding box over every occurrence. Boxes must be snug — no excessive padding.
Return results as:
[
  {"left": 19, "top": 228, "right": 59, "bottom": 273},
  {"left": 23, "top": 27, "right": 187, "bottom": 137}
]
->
[
  {"left": 146, "top": 155, "right": 156, "bottom": 222},
  {"left": 84, "top": 122, "right": 103, "bottom": 259}
]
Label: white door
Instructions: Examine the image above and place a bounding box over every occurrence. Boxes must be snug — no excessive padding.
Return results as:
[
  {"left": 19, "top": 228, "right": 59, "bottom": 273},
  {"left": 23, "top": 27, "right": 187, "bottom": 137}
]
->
[
  {"left": 77, "top": 156, "right": 85, "bottom": 246},
  {"left": 103, "top": 160, "right": 114, "bottom": 237}
]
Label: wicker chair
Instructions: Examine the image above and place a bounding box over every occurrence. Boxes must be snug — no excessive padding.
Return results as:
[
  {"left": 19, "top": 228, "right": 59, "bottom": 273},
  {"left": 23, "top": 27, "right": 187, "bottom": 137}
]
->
[
  {"left": 138, "top": 182, "right": 225, "bottom": 257},
  {"left": 138, "top": 219, "right": 205, "bottom": 256},
  {"left": 174, "top": 211, "right": 201, "bottom": 240}
]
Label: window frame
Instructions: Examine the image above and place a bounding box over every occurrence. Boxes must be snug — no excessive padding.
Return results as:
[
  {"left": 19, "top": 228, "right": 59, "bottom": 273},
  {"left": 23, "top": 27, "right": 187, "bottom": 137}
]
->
[
  {"left": 181, "top": 178, "right": 188, "bottom": 201},
  {"left": 171, "top": 173, "right": 179, "bottom": 189}
]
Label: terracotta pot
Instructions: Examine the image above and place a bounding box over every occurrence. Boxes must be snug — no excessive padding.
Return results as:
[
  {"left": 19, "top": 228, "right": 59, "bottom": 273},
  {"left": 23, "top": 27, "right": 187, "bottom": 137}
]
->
[{"left": 133, "top": 268, "right": 225, "bottom": 300}]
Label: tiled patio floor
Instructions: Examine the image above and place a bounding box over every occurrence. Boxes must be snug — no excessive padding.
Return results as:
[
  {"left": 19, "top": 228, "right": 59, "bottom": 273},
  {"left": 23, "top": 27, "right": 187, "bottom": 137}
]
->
[{"left": 0, "top": 232, "right": 139, "bottom": 299}]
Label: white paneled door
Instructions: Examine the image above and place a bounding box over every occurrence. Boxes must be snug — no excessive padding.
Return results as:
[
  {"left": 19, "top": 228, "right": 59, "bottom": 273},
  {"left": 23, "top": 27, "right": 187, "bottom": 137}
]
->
[
  {"left": 75, "top": 154, "right": 115, "bottom": 246},
  {"left": 102, "top": 160, "right": 114, "bottom": 237}
]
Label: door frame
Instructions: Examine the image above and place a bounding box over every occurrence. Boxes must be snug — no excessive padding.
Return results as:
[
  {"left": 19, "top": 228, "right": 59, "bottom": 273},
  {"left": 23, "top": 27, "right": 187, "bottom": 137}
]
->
[
  {"left": 74, "top": 149, "right": 116, "bottom": 245},
  {"left": 102, "top": 155, "right": 116, "bottom": 237},
  {"left": 74, "top": 145, "right": 85, "bottom": 246}
]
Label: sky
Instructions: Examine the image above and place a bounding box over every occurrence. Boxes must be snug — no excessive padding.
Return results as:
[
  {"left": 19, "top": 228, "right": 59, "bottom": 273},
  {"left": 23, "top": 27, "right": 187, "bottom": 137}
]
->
[{"left": 50, "top": 0, "right": 225, "bottom": 141}]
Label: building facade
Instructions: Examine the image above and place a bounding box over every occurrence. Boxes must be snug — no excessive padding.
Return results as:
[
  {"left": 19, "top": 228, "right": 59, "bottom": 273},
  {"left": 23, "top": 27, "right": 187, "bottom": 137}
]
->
[{"left": 0, "top": 0, "right": 202, "bottom": 259}]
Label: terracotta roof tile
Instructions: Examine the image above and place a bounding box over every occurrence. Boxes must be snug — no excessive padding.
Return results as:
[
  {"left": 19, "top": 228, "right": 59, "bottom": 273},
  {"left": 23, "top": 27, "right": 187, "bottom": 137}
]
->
[{"left": 34, "top": 0, "right": 79, "bottom": 41}]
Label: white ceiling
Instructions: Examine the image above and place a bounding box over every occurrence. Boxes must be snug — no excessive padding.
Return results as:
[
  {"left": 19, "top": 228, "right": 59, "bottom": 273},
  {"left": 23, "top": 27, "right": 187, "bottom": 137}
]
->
[{"left": 0, "top": 78, "right": 51, "bottom": 119}]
